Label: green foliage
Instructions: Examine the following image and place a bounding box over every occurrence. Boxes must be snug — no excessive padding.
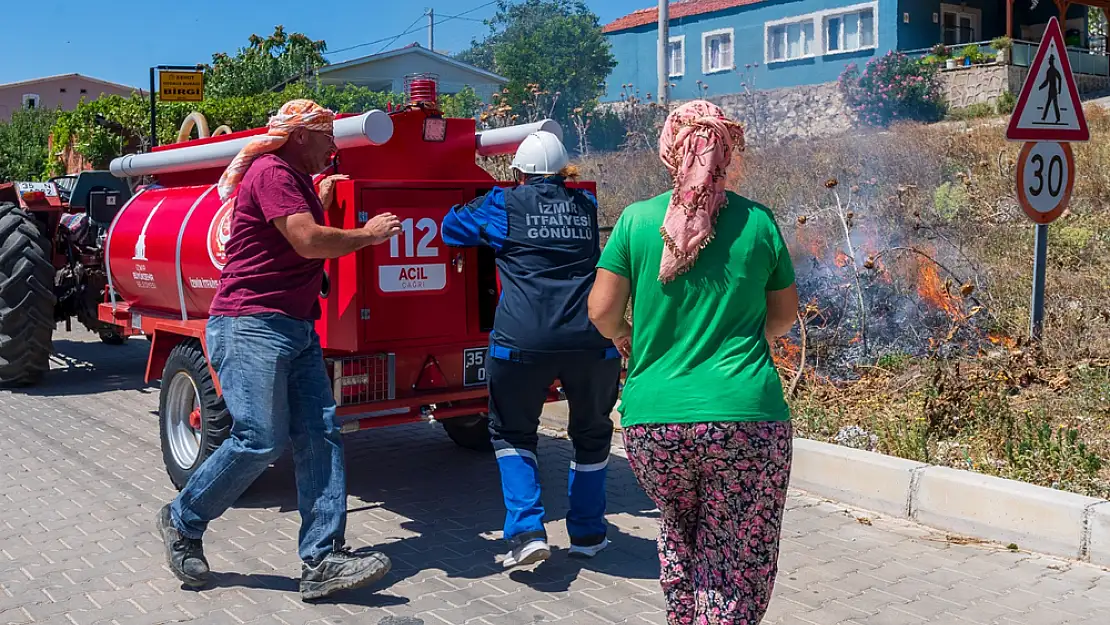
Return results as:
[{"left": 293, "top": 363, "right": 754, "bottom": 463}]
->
[
  {"left": 933, "top": 181, "right": 968, "bottom": 221},
  {"left": 585, "top": 108, "right": 627, "bottom": 152},
  {"left": 875, "top": 352, "right": 912, "bottom": 372},
  {"left": 0, "top": 107, "right": 57, "bottom": 182},
  {"left": 458, "top": 0, "right": 615, "bottom": 124},
  {"left": 1049, "top": 225, "right": 1095, "bottom": 269},
  {"left": 960, "top": 44, "right": 985, "bottom": 64},
  {"left": 998, "top": 91, "right": 1017, "bottom": 114},
  {"left": 839, "top": 52, "right": 947, "bottom": 127},
  {"left": 948, "top": 102, "right": 996, "bottom": 121},
  {"left": 204, "top": 25, "right": 328, "bottom": 98},
  {"left": 440, "top": 86, "right": 483, "bottom": 119},
  {"left": 1002, "top": 414, "right": 1104, "bottom": 493},
  {"left": 48, "top": 81, "right": 487, "bottom": 176},
  {"left": 991, "top": 35, "right": 1013, "bottom": 52}
]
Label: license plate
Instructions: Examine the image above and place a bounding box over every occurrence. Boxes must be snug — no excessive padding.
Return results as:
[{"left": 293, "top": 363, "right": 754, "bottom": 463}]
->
[{"left": 463, "top": 348, "right": 487, "bottom": 387}]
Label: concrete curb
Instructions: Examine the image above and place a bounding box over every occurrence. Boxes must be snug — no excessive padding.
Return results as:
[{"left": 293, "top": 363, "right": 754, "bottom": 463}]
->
[{"left": 539, "top": 401, "right": 1110, "bottom": 564}]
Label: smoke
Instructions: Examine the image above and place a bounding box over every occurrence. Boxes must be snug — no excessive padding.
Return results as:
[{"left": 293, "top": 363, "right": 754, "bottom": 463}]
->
[{"left": 744, "top": 125, "right": 994, "bottom": 379}]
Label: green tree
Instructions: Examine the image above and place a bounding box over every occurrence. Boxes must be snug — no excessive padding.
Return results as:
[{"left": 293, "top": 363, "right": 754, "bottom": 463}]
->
[
  {"left": 457, "top": 0, "right": 615, "bottom": 122},
  {"left": 0, "top": 107, "right": 57, "bottom": 182},
  {"left": 204, "top": 25, "right": 328, "bottom": 98}
]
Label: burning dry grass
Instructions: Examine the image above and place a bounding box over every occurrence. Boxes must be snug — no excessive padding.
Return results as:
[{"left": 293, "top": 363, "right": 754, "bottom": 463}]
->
[{"left": 573, "top": 104, "right": 1110, "bottom": 497}]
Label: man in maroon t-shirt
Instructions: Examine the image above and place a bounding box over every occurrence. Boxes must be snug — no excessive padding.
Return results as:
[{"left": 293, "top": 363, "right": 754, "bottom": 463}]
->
[{"left": 156, "top": 100, "right": 401, "bottom": 601}]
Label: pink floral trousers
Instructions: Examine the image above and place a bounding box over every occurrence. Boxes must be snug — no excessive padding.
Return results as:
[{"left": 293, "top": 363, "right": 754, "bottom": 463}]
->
[{"left": 623, "top": 420, "right": 793, "bottom": 625}]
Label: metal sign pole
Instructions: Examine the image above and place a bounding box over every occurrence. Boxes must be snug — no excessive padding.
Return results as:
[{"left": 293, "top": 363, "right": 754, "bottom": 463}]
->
[
  {"left": 1030, "top": 223, "right": 1048, "bottom": 340},
  {"left": 149, "top": 67, "right": 157, "bottom": 150},
  {"left": 149, "top": 64, "right": 205, "bottom": 151}
]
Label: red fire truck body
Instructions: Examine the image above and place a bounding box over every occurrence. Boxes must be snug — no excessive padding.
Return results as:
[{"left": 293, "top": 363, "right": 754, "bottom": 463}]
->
[{"left": 87, "top": 88, "right": 589, "bottom": 486}]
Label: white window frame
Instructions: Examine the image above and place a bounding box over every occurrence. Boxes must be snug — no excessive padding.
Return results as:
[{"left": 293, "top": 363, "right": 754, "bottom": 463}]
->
[
  {"left": 702, "top": 28, "right": 736, "bottom": 74},
  {"left": 22, "top": 93, "right": 40, "bottom": 109},
  {"left": 667, "top": 35, "right": 686, "bottom": 77},
  {"left": 940, "top": 4, "right": 981, "bottom": 46},
  {"left": 764, "top": 2, "right": 879, "bottom": 64},
  {"left": 823, "top": 3, "right": 879, "bottom": 55},
  {"left": 765, "top": 17, "right": 818, "bottom": 63}
]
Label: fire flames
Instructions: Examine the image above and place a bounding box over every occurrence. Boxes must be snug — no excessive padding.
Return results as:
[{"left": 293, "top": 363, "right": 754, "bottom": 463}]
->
[
  {"left": 915, "top": 262, "right": 964, "bottom": 321},
  {"left": 782, "top": 215, "right": 990, "bottom": 380},
  {"left": 772, "top": 337, "right": 802, "bottom": 371}
]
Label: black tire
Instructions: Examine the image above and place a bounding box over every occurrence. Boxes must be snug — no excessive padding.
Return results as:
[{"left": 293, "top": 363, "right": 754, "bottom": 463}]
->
[
  {"left": 441, "top": 414, "right": 494, "bottom": 452},
  {"left": 158, "top": 340, "right": 231, "bottom": 490},
  {"left": 98, "top": 328, "right": 127, "bottom": 345},
  {"left": 0, "top": 203, "right": 56, "bottom": 388}
]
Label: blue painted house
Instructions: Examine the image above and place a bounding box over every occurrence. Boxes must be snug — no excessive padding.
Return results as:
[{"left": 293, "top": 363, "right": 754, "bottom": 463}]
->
[{"left": 602, "top": 0, "right": 1099, "bottom": 101}]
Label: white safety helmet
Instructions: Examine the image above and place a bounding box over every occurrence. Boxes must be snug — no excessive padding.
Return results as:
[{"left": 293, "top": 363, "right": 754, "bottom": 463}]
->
[{"left": 511, "top": 130, "right": 569, "bottom": 176}]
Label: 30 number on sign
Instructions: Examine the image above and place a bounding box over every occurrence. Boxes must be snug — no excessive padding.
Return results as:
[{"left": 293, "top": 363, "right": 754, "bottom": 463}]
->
[
  {"left": 1016, "top": 141, "right": 1075, "bottom": 225},
  {"left": 390, "top": 218, "right": 440, "bottom": 258}
]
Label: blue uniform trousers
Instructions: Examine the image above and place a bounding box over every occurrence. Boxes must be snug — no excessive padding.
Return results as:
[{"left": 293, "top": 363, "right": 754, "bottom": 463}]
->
[{"left": 486, "top": 349, "right": 621, "bottom": 548}]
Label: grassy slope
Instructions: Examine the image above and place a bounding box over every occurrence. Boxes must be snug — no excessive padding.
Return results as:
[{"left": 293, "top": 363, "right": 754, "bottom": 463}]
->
[{"left": 574, "top": 107, "right": 1110, "bottom": 497}]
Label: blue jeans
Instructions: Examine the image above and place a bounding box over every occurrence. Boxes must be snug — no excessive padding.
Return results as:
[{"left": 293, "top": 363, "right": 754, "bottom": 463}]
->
[{"left": 171, "top": 314, "right": 346, "bottom": 564}]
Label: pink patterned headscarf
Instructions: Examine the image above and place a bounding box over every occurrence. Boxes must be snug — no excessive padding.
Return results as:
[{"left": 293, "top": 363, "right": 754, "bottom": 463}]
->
[
  {"left": 216, "top": 99, "right": 336, "bottom": 201},
  {"left": 657, "top": 100, "right": 745, "bottom": 283}
]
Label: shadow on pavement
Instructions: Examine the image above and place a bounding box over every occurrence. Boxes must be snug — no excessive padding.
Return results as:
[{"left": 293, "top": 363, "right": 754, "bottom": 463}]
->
[
  {"left": 31, "top": 332, "right": 662, "bottom": 598},
  {"left": 202, "top": 569, "right": 410, "bottom": 608},
  {"left": 237, "top": 424, "right": 663, "bottom": 591},
  {"left": 16, "top": 338, "right": 157, "bottom": 397}
]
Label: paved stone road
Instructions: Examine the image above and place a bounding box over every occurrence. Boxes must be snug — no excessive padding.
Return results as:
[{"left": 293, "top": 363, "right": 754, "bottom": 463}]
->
[{"left": 3, "top": 329, "right": 1110, "bottom": 625}]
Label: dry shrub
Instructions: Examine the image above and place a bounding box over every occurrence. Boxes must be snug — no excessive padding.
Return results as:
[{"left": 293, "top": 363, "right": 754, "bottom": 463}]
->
[{"left": 578, "top": 150, "right": 671, "bottom": 227}]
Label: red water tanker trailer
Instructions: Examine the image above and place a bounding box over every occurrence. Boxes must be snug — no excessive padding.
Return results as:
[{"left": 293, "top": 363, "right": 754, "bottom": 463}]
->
[{"left": 5, "top": 82, "right": 588, "bottom": 489}]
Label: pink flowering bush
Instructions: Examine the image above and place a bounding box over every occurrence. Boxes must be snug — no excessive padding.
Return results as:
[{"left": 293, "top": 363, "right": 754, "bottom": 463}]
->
[{"left": 838, "top": 51, "right": 946, "bottom": 126}]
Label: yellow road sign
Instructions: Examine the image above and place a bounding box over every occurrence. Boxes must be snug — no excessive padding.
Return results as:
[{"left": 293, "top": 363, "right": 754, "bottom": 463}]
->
[{"left": 159, "top": 71, "right": 204, "bottom": 102}]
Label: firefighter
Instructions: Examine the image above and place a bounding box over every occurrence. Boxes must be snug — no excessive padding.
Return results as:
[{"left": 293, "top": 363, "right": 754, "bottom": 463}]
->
[{"left": 442, "top": 131, "right": 623, "bottom": 569}]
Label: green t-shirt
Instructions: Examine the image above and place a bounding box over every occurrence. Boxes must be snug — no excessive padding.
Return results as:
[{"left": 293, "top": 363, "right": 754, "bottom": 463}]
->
[{"left": 597, "top": 191, "right": 796, "bottom": 427}]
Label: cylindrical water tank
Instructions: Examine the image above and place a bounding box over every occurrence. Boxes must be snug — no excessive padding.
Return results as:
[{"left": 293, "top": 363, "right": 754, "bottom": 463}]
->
[{"left": 105, "top": 182, "right": 259, "bottom": 319}]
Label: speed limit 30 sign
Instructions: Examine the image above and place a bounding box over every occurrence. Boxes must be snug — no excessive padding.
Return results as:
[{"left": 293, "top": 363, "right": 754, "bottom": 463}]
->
[{"left": 1016, "top": 141, "right": 1074, "bottom": 225}]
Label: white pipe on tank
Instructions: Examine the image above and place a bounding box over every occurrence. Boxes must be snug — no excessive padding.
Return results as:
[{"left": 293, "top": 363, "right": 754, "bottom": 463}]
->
[
  {"left": 475, "top": 119, "right": 563, "bottom": 157},
  {"left": 110, "top": 110, "right": 395, "bottom": 178}
]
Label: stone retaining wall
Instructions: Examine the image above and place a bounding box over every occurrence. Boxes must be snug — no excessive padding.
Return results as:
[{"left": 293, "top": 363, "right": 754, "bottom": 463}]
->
[
  {"left": 939, "top": 63, "right": 1110, "bottom": 110},
  {"left": 706, "top": 82, "right": 854, "bottom": 145}
]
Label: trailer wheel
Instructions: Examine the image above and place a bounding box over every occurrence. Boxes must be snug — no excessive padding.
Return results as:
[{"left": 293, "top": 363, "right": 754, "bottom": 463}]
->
[
  {"left": 441, "top": 414, "right": 493, "bottom": 452},
  {"left": 98, "top": 328, "right": 127, "bottom": 345},
  {"left": 159, "top": 340, "right": 231, "bottom": 490},
  {"left": 0, "top": 202, "right": 56, "bottom": 388}
]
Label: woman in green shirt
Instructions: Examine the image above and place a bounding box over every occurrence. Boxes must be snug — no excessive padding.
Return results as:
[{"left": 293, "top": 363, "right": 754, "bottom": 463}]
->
[{"left": 588, "top": 100, "right": 799, "bottom": 624}]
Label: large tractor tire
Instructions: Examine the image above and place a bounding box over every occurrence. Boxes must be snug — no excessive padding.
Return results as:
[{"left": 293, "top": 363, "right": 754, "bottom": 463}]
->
[
  {"left": 0, "top": 203, "right": 56, "bottom": 388},
  {"left": 441, "top": 414, "right": 494, "bottom": 452},
  {"left": 159, "top": 340, "right": 231, "bottom": 490}
]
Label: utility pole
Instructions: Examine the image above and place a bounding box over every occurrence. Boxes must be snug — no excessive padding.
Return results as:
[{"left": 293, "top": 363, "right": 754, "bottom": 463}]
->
[
  {"left": 427, "top": 8, "right": 435, "bottom": 52},
  {"left": 657, "top": 0, "right": 669, "bottom": 105}
]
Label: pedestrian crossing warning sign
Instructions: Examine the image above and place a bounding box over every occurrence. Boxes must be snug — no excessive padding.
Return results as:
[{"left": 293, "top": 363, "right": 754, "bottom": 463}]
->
[{"left": 1006, "top": 17, "right": 1089, "bottom": 142}]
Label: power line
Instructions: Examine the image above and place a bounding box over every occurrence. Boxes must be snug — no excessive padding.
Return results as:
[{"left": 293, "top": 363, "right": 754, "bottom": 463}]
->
[
  {"left": 325, "top": 0, "right": 498, "bottom": 57},
  {"left": 376, "top": 13, "right": 427, "bottom": 54}
]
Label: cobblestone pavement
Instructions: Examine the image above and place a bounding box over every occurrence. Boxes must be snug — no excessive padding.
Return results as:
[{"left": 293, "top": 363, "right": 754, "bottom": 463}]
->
[{"left": 2, "top": 329, "right": 1110, "bottom": 625}]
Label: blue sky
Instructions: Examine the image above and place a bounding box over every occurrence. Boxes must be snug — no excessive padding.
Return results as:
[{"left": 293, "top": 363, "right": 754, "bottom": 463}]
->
[{"left": 2, "top": 0, "right": 649, "bottom": 87}]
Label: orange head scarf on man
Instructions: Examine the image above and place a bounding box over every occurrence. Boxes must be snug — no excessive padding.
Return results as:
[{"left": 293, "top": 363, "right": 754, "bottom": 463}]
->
[
  {"left": 216, "top": 99, "right": 337, "bottom": 201},
  {"left": 657, "top": 100, "right": 746, "bottom": 283}
]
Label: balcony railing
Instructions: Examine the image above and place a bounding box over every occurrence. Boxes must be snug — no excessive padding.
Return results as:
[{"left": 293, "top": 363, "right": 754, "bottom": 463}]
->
[{"left": 903, "top": 40, "right": 1109, "bottom": 77}]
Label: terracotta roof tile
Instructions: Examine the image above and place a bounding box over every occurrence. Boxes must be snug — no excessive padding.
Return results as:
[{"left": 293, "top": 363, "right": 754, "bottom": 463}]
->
[{"left": 603, "top": 0, "right": 764, "bottom": 34}]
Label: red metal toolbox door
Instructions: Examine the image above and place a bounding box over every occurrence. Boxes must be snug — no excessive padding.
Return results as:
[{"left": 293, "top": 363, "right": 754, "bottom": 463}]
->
[{"left": 359, "top": 186, "right": 469, "bottom": 344}]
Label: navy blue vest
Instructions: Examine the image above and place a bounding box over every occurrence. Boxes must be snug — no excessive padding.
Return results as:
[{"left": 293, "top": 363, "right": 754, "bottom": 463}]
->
[{"left": 491, "top": 178, "right": 612, "bottom": 355}]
